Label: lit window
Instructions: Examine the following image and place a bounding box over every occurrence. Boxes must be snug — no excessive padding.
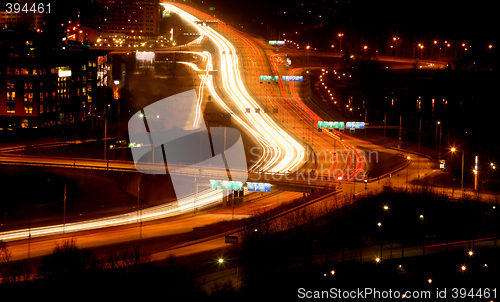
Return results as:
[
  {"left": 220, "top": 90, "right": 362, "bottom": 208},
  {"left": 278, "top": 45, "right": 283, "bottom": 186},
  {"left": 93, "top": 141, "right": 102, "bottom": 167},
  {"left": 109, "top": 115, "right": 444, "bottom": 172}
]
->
[
  {"left": 24, "top": 105, "right": 33, "bottom": 114},
  {"left": 7, "top": 91, "right": 16, "bottom": 101},
  {"left": 7, "top": 80, "right": 15, "bottom": 89},
  {"left": 24, "top": 93, "right": 33, "bottom": 102},
  {"left": 7, "top": 104, "right": 16, "bottom": 114}
]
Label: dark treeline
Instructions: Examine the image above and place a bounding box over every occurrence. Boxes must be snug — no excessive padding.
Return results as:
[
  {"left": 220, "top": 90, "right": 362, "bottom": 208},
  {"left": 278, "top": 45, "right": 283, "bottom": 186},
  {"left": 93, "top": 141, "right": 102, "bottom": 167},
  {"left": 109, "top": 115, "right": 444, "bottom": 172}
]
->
[{"left": 1, "top": 186, "right": 499, "bottom": 299}]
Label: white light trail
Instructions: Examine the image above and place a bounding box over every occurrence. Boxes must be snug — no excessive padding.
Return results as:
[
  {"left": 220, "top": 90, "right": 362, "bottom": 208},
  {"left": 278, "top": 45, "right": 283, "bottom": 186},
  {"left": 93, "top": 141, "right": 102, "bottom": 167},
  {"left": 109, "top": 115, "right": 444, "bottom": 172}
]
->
[
  {"left": 0, "top": 4, "right": 308, "bottom": 243},
  {"left": 165, "top": 3, "right": 305, "bottom": 174},
  {"left": 0, "top": 189, "right": 223, "bottom": 242}
]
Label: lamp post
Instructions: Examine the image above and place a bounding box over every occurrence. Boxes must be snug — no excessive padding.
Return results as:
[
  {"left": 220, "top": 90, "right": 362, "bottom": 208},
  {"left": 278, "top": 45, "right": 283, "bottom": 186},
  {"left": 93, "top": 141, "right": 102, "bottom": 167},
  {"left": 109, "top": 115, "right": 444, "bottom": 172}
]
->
[
  {"left": 488, "top": 163, "right": 496, "bottom": 191},
  {"left": 420, "top": 215, "right": 425, "bottom": 255},
  {"left": 306, "top": 45, "right": 310, "bottom": 65},
  {"left": 338, "top": 33, "right": 343, "bottom": 53},
  {"left": 378, "top": 222, "right": 382, "bottom": 260},
  {"left": 474, "top": 156, "right": 478, "bottom": 192},
  {"left": 451, "top": 147, "right": 465, "bottom": 195},
  {"left": 406, "top": 156, "right": 411, "bottom": 192},
  {"left": 435, "top": 121, "right": 441, "bottom": 160}
]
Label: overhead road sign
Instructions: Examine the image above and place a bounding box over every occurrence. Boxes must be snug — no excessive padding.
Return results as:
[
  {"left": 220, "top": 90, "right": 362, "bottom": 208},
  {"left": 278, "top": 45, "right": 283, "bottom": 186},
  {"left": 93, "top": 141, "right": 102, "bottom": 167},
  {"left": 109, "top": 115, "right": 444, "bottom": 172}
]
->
[
  {"left": 260, "top": 75, "right": 279, "bottom": 82},
  {"left": 346, "top": 122, "right": 365, "bottom": 129},
  {"left": 318, "top": 121, "right": 344, "bottom": 129},
  {"left": 246, "top": 182, "right": 271, "bottom": 192},
  {"left": 269, "top": 41, "right": 285, "bottom": 45},
  {"left": 282, "top": 76, "right": 303, "bottom": 82},
  {"left": 210, "top": 180, "right": 243, "bottom": 191}
]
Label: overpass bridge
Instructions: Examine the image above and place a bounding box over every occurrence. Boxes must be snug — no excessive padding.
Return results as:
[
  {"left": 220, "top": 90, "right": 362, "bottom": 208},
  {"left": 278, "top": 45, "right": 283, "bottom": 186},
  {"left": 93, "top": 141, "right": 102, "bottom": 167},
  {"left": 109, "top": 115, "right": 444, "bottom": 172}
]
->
[{"left": 0, "top": 154, "right": 359, "bottom": 193}]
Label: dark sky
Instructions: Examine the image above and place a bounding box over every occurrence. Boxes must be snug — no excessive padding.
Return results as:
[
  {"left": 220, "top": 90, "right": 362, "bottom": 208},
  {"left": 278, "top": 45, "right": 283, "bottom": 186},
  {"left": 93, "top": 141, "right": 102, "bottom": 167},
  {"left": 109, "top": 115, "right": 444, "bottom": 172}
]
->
[{"left": 207, "top": 0, "right": 497, "bottom": 44}]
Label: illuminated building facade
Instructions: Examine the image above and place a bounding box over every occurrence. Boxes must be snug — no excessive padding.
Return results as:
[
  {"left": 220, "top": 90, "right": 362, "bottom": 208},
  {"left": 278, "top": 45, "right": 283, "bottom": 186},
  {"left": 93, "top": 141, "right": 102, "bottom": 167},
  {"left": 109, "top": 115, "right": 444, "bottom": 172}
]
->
[
  {"left": 0, "top": 1, "right": 46, "bottom": 31},
  {"left": 0, "top": 34, "right": 111, "bottom": 129},
  {"left": 84, "top": 0, "right": 160, "bottom": 39}
]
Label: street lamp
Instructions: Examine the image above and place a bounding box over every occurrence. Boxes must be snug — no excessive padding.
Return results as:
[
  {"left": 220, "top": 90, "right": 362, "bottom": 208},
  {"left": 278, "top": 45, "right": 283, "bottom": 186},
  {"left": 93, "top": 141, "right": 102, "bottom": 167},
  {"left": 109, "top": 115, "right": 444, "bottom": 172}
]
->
[
  {"left": 378, "top": 222, "right": 382, "bottom": 260},
  {"left": 435, "top": 121, "right": 442, "bottom": 160},
  {"left": 306, "top": 45, "right": 310, "bottom": 64},
  {"left": 451, "top": 147, "right": 465, "bottom": 195},
  {"left": 420, "top": 214, "right": 425, "bottom": 255},
  {"left": 406, "top": 156, "right": 411, "bottom": 192}
]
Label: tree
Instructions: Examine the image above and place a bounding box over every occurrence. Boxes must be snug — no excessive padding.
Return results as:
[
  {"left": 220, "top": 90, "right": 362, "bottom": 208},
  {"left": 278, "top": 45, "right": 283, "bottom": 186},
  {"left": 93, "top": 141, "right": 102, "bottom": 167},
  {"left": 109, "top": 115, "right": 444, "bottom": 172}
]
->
[
  {"left": 37, "top": 238, "right": 94, "bottom": 280},
  {"left": 0, "top": 241, "right": 11, "bottom": 282}
]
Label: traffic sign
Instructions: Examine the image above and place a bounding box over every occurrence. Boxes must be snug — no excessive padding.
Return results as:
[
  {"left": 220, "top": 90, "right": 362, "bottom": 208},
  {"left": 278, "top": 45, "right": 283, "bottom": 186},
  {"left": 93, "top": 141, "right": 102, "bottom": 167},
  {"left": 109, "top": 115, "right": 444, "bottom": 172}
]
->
[
  {"left": 260, "top": 75, "right": 279, "bottom": 82},
  {"left": 346, "top": 122, "right": 365, "bottom": 129},
  {"left": 282, "top": 76, "right": 303, "bottom": 82},
  {"left": 246, "top": 182, "right": 271, "bottom": 192},
  {"left": 210, "top": 180, "right": 243, "bottom": 191},
  {"left": 269, "top": 41, "right": 285, "bottom": 45},
  {"left": 318, "top": 121, "right": 344, "bottom": 129}
]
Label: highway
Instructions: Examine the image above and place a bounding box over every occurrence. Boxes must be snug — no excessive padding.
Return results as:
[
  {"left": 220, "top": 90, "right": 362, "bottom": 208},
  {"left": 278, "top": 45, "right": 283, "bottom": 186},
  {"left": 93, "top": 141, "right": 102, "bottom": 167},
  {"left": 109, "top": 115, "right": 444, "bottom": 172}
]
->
[
  {"left": 217, "top": 25, "right": 367, "bottom": 181},
  {"left": 0, "top": 2, "right": 440, "bottom": 259},
  {"left": 4, "top": 190, "right": 303, "bottom": 261}
]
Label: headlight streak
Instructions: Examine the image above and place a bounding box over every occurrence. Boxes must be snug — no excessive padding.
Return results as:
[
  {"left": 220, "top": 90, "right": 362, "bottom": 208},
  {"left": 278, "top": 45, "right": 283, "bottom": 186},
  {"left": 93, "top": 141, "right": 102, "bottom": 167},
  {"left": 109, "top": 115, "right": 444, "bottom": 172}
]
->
[
  {"left": 166, "top": 3, "right": 305, "bottom": 174},
  {"left": 0, "top": 3, "right": 330, "bottom": 243},
  {"left": 0, "top": 189, "right": 223, "bottom": 242}
]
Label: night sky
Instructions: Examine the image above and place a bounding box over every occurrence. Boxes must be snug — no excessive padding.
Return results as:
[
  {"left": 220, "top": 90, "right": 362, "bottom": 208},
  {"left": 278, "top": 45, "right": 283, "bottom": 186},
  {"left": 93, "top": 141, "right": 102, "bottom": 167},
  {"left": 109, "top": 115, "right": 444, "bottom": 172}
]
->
[{"left": 205, "top": 0, "right": 497, "bottom": 45}]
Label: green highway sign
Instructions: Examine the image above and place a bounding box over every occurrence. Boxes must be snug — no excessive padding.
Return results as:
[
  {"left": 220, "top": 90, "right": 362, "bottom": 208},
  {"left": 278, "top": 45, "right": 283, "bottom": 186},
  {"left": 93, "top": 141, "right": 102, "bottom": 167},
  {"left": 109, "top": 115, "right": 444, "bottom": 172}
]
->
[
  {"left": 318, "top": 121, "right": 344, "bottom": 129},
  {"left": 260, "top": 75, "right": 279, "bottom": 82},
  {"left": 269, "top": 41, "right": 285, "bottom": 46},
  {"left": 210, "top": 180, "right": 243, "bottom": 191}
]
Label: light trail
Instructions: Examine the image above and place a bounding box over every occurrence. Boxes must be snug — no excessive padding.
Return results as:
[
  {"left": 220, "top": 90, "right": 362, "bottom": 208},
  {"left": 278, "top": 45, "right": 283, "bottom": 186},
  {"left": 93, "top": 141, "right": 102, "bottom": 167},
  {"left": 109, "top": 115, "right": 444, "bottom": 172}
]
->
[
  {"left": 164, "top": 2, "right": 305, "bottom": 174},
  {"left": 222, "top": 25, "right": 366, "bottom": 180},
  {"left": 0, "top": 189, "right": 223, "bottom": 242},
  {"left": 0, "top": 3, "right": 344, "bottom": 243}
]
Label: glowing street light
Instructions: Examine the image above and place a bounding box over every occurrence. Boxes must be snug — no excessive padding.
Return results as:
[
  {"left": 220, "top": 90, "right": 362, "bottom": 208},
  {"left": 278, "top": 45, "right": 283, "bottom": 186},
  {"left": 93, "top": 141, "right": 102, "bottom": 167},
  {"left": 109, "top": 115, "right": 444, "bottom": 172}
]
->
[
  {"left": 406, "top": 156, "right": 411, "bottom": 191},
  {"left": 451, "top": 147, "right": 465, "bottom": 193},
  {"left": 378, "top": 222, "right": 382, "bottom": 259}
]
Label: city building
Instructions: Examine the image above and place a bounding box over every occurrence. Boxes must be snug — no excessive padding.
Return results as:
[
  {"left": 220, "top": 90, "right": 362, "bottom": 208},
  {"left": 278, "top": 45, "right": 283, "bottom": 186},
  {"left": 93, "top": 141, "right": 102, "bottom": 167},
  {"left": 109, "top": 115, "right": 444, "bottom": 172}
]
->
[
  {"left": 83, "top": 0, "right": 160, "bottom": 40},
  {"left": 0, "top": 1, "right": 46, "bottom": 31},
  {"left": 0, "top": 32, "right": 111, "bottom": 129}
]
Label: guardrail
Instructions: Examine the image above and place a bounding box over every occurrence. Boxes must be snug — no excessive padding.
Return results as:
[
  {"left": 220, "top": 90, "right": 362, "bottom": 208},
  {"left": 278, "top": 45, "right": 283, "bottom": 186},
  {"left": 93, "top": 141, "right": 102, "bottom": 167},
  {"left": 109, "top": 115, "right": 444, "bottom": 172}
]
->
[
  {"left": 160, "top": 189, "right": 341, "bottom": 252},
  {"left": 0, "top": 140, "right": 100, "bottom": 153}
]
